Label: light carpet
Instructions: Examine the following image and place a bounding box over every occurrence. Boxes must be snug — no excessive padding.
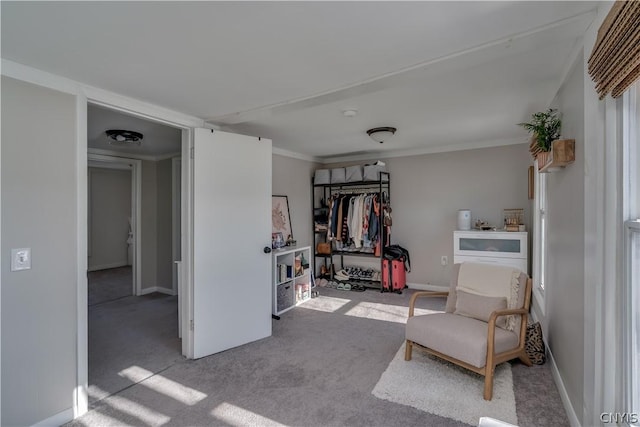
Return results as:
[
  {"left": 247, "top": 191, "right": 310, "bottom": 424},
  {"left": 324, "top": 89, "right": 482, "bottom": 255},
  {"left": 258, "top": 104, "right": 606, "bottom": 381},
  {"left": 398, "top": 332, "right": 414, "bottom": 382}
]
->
[{"left": 372, "top": 343, "right": 518, "bottom": 426}]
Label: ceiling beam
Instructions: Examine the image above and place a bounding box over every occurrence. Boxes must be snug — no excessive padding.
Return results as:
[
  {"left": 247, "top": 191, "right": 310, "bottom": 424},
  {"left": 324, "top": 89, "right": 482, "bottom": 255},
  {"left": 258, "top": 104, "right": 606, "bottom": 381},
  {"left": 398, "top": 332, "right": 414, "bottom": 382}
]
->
[{"left": 210, "top": 9, "right": 597, "bottom": 126}]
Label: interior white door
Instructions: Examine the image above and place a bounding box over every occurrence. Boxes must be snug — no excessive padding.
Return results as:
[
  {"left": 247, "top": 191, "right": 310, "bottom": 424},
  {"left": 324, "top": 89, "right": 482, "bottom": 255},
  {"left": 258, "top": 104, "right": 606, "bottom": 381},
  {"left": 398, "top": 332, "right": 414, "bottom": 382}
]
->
[{"left": 192, "top": 129, "right": 272, "bottom": 358}]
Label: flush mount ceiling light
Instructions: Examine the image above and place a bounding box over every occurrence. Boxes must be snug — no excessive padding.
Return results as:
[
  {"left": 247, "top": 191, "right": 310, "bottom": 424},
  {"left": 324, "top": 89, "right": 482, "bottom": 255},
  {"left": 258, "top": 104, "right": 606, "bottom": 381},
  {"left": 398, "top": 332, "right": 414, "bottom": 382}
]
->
[
  {"left": 366, "top": 127, "right": 396, "bottom": 144},
  {"left": 105, "top": 129, "right": 144, "bottom": 146}
]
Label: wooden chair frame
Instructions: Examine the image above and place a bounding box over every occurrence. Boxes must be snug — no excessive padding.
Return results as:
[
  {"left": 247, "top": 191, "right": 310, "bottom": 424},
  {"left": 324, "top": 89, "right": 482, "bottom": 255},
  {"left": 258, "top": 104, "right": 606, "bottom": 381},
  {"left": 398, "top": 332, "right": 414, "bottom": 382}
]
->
[{"left": 405, "top": 278, "right": 532, "bottom": 400}]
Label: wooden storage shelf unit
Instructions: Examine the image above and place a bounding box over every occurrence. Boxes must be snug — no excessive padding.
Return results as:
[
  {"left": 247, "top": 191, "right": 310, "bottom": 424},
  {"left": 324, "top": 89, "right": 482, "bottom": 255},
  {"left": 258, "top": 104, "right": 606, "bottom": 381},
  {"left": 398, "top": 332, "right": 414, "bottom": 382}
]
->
[
  {"left": 538, "top": 139, "right": 575, "bottom": 173},
  {"left": 272, "top": 246, "right": 312, "bottom": 316}
]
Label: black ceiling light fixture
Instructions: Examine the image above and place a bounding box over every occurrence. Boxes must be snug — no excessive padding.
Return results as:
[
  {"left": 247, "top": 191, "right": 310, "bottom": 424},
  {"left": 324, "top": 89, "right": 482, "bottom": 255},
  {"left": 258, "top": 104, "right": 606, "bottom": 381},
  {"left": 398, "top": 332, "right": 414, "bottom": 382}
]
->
[
  {"left": 105, "top": 129, "right": 144, "bottom": 146},
  {"left": 366, "top": 127, "right": 396, "bottom": 144}
]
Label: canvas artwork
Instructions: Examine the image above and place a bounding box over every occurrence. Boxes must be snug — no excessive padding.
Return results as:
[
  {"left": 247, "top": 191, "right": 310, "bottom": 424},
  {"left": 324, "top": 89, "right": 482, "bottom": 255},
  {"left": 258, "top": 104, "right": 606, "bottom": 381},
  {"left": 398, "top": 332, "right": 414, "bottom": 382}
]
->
[{"left": 272, "top": 195, "right": 293, "bottom": 242}]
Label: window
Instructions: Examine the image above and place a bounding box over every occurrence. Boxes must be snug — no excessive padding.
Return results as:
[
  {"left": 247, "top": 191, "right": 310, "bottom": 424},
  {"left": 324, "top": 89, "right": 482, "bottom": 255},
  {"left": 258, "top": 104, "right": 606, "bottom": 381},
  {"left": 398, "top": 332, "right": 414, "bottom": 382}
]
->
[
  {"left": 538, "top": 172, "right": 547, "bottom": 292},
  {"left": 623, "top": 82, "right": 640, "bottom": 425},
  {"left": 532, "top": 161, "right": 548, "bottom": 311},
  {"left": 628, "top": 223, "right": 640, "bottom": 422}
]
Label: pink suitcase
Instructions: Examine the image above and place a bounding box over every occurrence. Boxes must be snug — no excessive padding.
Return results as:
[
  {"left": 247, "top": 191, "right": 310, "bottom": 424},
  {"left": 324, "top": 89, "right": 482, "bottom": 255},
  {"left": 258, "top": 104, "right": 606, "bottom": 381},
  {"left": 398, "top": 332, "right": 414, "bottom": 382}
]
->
[{"left": 382, "top": 259, "right": 406, "bottom": 293}]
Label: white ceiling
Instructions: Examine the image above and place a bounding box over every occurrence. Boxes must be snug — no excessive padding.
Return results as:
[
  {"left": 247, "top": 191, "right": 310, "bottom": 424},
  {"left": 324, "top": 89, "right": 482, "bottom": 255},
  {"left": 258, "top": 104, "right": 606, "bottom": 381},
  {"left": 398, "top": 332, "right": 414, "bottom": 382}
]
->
[
  {"left": 87, "top": 104, "right": 181, "bottom": 158},
  {"left": 1, "top": 1, "right": 598, "bottom": 161}
]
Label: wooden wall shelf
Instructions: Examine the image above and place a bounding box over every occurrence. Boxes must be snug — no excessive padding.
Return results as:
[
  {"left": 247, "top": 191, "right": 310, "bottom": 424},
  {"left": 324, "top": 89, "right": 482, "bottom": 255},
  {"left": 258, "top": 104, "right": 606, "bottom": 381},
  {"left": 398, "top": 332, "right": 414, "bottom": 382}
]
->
[{"left": 538, "top": 139, "right": 575, "bottom": 173}]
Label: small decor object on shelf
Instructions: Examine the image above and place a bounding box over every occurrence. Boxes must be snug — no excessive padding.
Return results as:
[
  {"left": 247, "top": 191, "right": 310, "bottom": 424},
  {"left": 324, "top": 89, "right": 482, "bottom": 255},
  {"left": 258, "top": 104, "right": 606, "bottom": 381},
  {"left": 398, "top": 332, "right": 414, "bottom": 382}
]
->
[
  {"left": 474, "top": 220, "right": 494, "bottom": 231},
  {"left": 294, "top": 255, "right": 303, "bottom": 277},
  {"left": 457, "top": 209, "right": 471, "bottom": 230},
  {"left": 272, "top": 232, "right": 285, "bottom": 249},
  {"left": 503, "top": 208, "right": 524, "bottom": 232},
  {"left": 316, "top": 242, "right": 331, "bottom": 255}
]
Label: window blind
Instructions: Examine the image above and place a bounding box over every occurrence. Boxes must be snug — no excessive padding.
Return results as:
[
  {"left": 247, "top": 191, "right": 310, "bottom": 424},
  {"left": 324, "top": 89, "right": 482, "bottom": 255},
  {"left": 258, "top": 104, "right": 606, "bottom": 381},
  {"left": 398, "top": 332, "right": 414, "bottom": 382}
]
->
[{"left": 588, "top": 1, "right": 640, "bottom": 99}]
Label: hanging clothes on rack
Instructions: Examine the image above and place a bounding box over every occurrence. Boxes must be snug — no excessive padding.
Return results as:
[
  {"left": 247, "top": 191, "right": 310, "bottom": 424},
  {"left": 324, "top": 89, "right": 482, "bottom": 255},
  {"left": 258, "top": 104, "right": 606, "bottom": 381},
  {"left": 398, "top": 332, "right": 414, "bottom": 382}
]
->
[
  {"left": 336, "top": 196, "right": 344, "bottom": 241},
  {"left": 325, "top": 190, "right": 387, "bottom": 253},
  {"left": 340, "top": 195, "right": 351, "bottom": 243}
]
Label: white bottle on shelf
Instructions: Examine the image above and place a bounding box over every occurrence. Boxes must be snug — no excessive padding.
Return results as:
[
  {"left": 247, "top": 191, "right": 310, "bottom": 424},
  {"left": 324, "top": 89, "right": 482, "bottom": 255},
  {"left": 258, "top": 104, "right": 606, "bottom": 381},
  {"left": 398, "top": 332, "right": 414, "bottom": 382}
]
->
[{"left": 457, "top": 209, "right": 471, "bottom": 230}]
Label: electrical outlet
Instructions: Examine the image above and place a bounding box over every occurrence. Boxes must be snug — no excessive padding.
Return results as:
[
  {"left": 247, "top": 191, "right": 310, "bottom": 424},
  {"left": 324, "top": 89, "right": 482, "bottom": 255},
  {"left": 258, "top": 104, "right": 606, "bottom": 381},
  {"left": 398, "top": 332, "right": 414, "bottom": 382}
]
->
[
  {"left": 441, "top": 255, "right": 448, "bottom": 266},
  {"left": 11, "top": 248, "right": 31, "bottom": 271}
]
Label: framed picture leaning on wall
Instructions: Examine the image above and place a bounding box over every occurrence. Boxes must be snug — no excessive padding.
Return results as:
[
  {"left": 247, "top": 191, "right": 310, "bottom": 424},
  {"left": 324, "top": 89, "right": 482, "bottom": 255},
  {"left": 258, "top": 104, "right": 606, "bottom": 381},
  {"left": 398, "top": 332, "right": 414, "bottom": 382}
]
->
[
  {"left": 272, "top": 195, "right": 293, "bottom": 243},
  {"left": 272, "top": 232, "right": 285, "bottom": 249}
]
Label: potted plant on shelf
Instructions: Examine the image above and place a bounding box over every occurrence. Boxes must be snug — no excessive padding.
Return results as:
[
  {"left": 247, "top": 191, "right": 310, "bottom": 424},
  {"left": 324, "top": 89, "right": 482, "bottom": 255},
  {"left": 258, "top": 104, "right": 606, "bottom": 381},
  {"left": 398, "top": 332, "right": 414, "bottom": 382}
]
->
[{"left": 518, "top": 108, "right": 562, "bottom": 168}]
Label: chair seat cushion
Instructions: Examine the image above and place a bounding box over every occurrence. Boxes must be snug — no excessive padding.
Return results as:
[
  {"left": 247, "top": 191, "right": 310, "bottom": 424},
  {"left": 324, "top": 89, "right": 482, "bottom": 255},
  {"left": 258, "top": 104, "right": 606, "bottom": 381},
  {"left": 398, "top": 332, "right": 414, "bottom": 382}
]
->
[{"left": 406, "top": 313, "right": 519, "bottom": 368}]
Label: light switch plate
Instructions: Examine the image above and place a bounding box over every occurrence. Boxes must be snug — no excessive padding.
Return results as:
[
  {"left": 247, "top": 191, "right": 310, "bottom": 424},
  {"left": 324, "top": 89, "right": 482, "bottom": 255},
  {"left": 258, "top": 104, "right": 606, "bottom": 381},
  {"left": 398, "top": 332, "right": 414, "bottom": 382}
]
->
[{"left": 11, "top": 248, "right": 31, "bottom": 271}]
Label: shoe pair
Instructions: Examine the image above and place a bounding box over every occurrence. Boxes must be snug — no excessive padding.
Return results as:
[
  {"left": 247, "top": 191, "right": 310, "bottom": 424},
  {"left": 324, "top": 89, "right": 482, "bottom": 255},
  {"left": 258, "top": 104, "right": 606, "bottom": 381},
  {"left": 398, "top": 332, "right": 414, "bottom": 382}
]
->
[{"left": 334, "top": 270, "right": 350, "bottom": 281}]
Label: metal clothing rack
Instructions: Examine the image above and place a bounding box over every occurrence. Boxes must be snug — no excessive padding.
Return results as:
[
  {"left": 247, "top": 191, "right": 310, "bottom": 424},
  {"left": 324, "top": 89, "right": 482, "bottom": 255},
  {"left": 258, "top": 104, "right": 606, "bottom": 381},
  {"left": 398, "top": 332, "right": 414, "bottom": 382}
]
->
[{"left": 311, "top": 172, "right": 390, "bottom": 289}]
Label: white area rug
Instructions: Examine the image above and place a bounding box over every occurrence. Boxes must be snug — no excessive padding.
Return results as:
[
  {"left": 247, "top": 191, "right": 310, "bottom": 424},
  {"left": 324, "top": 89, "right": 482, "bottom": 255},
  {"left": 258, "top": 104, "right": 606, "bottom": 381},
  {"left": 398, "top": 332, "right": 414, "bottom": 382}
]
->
[{"left": 372, "top": 344, "right": 517, "bottom": 426}]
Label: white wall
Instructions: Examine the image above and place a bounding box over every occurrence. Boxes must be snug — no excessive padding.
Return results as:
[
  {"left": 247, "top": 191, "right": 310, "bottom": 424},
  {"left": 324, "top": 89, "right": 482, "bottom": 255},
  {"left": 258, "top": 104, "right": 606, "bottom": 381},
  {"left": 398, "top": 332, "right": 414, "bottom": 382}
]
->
[
  {"left": 1, "top": 76, "right": 77, "bottom": 426},
  {"left": 544, "top": 52, "right": 586, "bottom": 424},
  {"left": 140, "top": 158, "right": 175, "bottom": 292},
  {"left": 272, "top": 154, "right": 320, "bottom": 249},
  {"left": 325, "top": 144, "right": 532, "bottom": 287},
  {"left": 141, "top": 160, "right": 158, "bottom": 290},
  {"left": 385, "top": 144, "right": 532, "bottom": 287},
  {"left": 88, "top": 167, "right": 131, "bottom": 270}
]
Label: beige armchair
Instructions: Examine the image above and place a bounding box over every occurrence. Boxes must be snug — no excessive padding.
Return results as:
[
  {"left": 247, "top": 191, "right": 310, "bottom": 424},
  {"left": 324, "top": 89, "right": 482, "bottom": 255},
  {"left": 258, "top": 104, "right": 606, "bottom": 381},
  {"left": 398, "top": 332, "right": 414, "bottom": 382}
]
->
[{"left": 405, "top": 262, "right": 532, "bottom": 400}]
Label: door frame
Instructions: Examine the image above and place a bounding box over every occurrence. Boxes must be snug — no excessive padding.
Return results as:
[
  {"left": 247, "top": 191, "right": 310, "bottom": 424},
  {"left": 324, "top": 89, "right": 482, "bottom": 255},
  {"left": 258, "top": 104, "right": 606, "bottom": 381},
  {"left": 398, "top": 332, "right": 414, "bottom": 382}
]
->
[
  {"left": 171, "top": 156, "right": 181, "bottom": 295},
  {"left": 0, "top": 59, "right": 207, "bottom": 420},
  {"left": 172, "top": 156, "right": 183, "bottom": 337},
  {"left": 181, "top": 129, "right": 195, "bottom": 359},
  {"left": 87, "top": 154, "right": 142, "bottom": 295},
  {"left": 80, "top": 99, "right": 201, "bottom": 413}
]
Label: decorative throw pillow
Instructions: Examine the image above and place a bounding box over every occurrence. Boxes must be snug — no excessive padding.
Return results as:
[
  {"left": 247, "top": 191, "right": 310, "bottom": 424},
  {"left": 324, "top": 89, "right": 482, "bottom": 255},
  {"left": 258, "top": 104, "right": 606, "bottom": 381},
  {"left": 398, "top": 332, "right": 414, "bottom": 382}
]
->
[
  {"left": 454, "top": 290, "right": 508, "bottom": 328},
  {"left": 525, "top": 322, "right": 546, "bottom": 365}
]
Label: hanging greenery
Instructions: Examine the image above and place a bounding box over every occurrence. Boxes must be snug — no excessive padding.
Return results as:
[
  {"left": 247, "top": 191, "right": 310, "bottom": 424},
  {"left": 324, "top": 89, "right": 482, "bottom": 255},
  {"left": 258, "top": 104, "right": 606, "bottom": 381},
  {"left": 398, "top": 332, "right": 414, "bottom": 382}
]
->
[{"left": 517, "top": 109, "right": 562, "bottom": 152}]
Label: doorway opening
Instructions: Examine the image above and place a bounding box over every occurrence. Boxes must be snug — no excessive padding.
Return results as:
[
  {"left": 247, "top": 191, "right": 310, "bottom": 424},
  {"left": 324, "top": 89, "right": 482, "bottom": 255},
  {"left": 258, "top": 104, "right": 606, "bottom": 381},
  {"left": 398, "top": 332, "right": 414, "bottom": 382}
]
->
[
  {"left": 87, "top": 161, "right": 134, "bottom": 305},
  {"left": 86, "top": 103, "right": 183, "bottom": 403}
]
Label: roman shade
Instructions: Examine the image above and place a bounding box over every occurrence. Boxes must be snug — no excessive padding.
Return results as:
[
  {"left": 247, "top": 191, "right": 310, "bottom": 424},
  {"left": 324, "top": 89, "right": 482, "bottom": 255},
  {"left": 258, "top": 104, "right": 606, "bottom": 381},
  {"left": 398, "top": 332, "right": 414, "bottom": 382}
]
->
[{"left": 588, "top": 1, "right": 640, "bottom": 99}]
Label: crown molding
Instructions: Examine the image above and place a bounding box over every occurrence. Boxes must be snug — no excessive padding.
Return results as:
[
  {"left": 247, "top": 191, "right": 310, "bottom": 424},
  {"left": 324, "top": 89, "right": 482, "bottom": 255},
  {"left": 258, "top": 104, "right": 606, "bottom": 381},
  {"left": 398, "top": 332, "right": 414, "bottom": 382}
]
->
[
  {"left": 272, "top": 147, "right": 321, "bottom": 163},
  {"left": 2, "top": 59, "right": 205, "bottom": 129},
  {"left": 2, "top": 58, "right": 83, "bottom": 95},
  {"left": 319, "top": 138, "right": 527, "bottom": 164},
  {"left": 87, "top": 148, "right": 180, "bottom": 162}
]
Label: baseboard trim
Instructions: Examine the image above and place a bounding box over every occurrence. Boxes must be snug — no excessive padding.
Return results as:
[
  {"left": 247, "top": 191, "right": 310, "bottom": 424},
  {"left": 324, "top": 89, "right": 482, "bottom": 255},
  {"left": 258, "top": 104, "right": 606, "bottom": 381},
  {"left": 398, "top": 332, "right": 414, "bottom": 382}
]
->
[
  {"left": 88, "top": 262, "right": 129, "bottom": 272},
  {"left": 31, "top": 408, "right": 74, "bottom": 427},
  {"left": 407, "top": 282, "right": 449, "bottom": 292},
  {"left": 139, "top": 286, "right": 175, "bottom": 296},
  {"left": 547, "top": 346, "right": 581, "bottom": 427}
]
